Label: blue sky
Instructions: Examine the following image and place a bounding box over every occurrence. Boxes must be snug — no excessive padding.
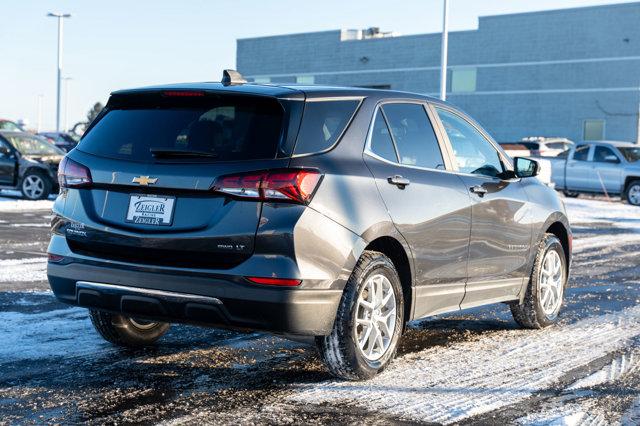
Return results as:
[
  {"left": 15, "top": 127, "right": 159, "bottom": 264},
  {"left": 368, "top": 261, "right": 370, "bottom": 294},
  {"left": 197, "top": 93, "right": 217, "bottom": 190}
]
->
[{"left": 1, "top": 0, "right": 637, "bottom": 131}]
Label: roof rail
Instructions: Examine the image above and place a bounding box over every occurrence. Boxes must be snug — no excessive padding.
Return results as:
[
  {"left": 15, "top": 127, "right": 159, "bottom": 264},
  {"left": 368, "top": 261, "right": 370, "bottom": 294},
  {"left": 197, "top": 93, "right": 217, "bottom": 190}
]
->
[{"left": 221, "top": 69, "right": 247, "bottom": 86}]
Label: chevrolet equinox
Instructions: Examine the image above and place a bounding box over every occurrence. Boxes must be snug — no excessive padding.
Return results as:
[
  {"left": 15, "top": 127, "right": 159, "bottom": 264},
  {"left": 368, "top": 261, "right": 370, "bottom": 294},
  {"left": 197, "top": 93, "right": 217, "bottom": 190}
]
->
[{"left": 48, "top": 70, "right": 572, "bottom": 380}]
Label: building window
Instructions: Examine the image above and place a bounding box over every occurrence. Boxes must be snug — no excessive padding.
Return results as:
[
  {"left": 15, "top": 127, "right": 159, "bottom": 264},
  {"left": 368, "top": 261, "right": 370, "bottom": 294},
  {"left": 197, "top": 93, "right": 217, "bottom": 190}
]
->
[
  {"left": 451, "top": 68, "right": 477, "bottom": 93},
  {"left": 583, "top": 119, "right": 605, "bottom": 141},
  {"left": 253, "top": 77, "right": 271, "bottom": 83},
  {"left": 296, "top": 75, "right": 315, "bottom": 84}
]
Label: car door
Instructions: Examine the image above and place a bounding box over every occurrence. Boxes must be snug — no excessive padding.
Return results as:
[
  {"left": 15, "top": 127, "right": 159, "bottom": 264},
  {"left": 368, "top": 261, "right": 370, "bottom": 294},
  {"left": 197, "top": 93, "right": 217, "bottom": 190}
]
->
[
  {"left": 588, "top": 145, "right": 623, "bottom": 194},
  {"left": 0, "top": 138, "right": 17, "bottom": 185},
  {"left": 565, "top": 144, "right": 592, "bottom": 190},
  {"left": 433, "top": 106, "right": 532, "bottom": 309},
  {"left": 363, "top": 101, "right": 471, "bottom": 318}
]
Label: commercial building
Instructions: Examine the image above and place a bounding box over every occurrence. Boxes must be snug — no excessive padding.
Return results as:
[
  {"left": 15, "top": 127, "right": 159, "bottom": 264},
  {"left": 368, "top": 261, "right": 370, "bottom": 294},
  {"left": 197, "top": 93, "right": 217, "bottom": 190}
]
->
[{"left": 237, "top": 2, "right": 640, "bottom": 143}]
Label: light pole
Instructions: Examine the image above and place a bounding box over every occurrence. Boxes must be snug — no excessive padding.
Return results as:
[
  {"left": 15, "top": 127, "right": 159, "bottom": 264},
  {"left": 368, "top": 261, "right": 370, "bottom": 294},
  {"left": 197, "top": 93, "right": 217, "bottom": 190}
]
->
[
  {"left": 37, "top": 94, "right": 44, "bottom": 133},
  {"left": 439, "top": 0, "right": 450, "bottom": 101},
  {"left": 62, "top": 77, "right": 73, "bottom": 132},
  {"left": 47, "top": 12, "right": 71, "bottom": 132}
]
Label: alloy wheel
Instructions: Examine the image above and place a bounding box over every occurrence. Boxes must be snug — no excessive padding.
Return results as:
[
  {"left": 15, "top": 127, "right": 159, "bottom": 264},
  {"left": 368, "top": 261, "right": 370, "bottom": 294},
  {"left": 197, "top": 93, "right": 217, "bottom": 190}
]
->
[
  {"left": 539, "top": 249, "right": 564, "bottom": 318},
  {"left": 628, "top": 184, "right": 640, "bottom": 206},
  {"left": 22, "top": 175, "right": 45, "bottom": 199},
  {"left": 355, "top": 273, "right": 397, "bottom": 361}
]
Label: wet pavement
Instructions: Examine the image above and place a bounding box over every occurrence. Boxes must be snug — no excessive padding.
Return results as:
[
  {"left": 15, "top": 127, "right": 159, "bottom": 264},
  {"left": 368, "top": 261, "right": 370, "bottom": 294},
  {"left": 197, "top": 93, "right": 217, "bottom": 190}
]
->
[{"left": 1, "top": 192, "right": 639, "bottom": 425}]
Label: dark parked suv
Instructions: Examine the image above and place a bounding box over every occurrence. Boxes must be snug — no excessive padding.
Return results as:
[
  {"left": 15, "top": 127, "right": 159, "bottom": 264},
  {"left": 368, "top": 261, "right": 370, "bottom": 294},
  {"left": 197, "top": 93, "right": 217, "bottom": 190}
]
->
[{"left": 48, "top": 71, "right": 571, "bottom": 380}]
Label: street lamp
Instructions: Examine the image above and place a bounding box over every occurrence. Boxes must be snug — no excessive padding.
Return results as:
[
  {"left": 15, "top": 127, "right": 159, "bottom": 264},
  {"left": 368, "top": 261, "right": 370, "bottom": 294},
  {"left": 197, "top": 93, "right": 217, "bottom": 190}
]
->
[
  {"left": 62, "top": 77, "right": 73, "bottom": 132},
  {"left": 439, "top": 0, "right": 450, "bottom": 101},
  {"left": 47, "top": 12, "right": 71, "bottom": 132}
]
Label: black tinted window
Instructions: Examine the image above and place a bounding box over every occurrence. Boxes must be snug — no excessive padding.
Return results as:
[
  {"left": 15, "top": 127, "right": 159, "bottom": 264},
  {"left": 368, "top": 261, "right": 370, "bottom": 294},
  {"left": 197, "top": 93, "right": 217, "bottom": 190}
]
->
[
  {"left": 593, "top": 146, "right": 620, "bottom": 163},
  {"left": 369, "top": 112, "right": 398, "bottom": 162},
  {"left": 382, "top": 103, "right": 444, "bottom": 169},
  {"left": 294, "top": 100, "right": 360, "bottom": 155},
  {"left": 78, "top": 95, "right": 284, "bottom": 162},
  {"left": 573, "top": 145, "right": 590, "bottom": 161}
]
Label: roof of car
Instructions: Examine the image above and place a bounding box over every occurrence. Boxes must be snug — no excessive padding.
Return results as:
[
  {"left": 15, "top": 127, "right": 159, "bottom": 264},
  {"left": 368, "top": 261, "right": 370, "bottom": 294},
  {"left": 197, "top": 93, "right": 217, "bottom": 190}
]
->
[
  {"left": 110, "top": 82, "right": 438, "bottom": 102},
  {"left": 581, "top": 140, "right": 638, "bottom": 147}
]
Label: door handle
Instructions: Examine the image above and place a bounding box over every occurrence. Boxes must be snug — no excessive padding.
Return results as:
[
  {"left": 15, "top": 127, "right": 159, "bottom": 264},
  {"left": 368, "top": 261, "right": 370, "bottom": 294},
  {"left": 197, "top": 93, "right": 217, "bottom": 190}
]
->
[
  {"left": 470, "top": 185, "right": 487, "bottom": 196},
  {"left": 387, "top": 175, "right": 410, "bottom": 188}
]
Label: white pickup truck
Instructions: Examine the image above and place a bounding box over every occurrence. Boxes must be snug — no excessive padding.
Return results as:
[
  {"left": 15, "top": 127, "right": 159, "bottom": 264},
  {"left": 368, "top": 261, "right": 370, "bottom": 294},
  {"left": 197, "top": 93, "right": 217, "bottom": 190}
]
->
[{"left": 548, "top": 141, "right": 640, "bottom": 205}]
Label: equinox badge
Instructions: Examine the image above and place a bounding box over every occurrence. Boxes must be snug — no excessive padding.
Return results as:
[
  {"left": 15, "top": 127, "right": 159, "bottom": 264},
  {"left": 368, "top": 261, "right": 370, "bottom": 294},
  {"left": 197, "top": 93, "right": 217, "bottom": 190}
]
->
[{"left": 132, "top": 176, "right": 158, "bottom": 186}]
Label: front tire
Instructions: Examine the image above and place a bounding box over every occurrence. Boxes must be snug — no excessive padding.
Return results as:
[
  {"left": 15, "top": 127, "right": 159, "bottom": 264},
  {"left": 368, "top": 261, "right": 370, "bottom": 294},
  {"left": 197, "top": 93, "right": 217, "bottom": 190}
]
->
[
  {"left": 562, "top": 190, "right": 579, "bottom": 198},
  {"left": 89, "top": 309, "right": 170, "bottom": 347},
  {"left": 510, "top": 234, "right": 567, "bottom": 329},
  {"left": 624, "top": 180, "right": 640, "bottom": 206},
  {"left": 317, "top": 250, "right": 404, "bottom": 380},
  {"left": 20, "top": 171, "right": 52, "bottom": 200}
]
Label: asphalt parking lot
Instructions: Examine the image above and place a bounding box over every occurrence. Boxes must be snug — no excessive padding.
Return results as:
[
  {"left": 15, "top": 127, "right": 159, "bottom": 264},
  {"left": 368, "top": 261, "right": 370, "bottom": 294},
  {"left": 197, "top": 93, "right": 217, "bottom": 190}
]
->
[{"left": 1, "top": 192, "right": 639, "bottom": 425}]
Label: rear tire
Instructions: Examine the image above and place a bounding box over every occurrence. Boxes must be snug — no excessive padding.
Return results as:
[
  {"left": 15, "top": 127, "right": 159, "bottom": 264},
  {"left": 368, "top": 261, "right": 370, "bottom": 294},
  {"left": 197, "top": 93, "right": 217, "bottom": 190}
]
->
[
  {"left": 20, "top": 171, "right": 52, "bottom": 200},
  {"left": 316, "top": 250, "right": 404, "bottom": 381},
  {"left": 89, "top": 309, "right": 170, "bottom": 347},
  {"left": 510, "top": 234, "right": 567, "bottom": 329},
  {"left": 562, "top": 190, "right": 579, "bottom": 198},
  {"left": 624, "top": 180, "right": 640, "bottom": 206}
]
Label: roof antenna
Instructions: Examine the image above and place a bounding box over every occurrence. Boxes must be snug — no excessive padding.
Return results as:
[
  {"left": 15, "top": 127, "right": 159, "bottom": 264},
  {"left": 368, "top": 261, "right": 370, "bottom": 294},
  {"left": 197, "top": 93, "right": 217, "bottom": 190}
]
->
[{"left": 221, "top": 69, "right": 247, "bottom": 86}]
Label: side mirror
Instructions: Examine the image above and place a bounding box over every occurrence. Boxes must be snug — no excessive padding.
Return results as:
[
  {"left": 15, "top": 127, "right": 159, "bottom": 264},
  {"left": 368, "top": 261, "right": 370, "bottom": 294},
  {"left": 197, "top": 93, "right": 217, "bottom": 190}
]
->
[
  {"left": 514, "top": 157, "right": 539, "bottom": 178},
  {"left": 0, "top": 146, "right": 12, "bottom": 159},
  {"left": 604, "top": 154, "right": 620, "bottom": 164}
]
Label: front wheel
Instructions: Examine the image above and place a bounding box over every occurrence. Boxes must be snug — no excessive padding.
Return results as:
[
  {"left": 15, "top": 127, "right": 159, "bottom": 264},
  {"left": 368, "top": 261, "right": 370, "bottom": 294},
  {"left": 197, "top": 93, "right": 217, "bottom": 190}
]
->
[
  {"left": 89, "top": 309, "right": 170, "bottom": 347},
  {"left": 624, "top": 180, "right": 640, "bottom": 206},
  {"left": 510, "top": 234, "right": 567, "bottom": 329},
  {"left": 317, "top": 250, "right": 404, "bottom": 380}
]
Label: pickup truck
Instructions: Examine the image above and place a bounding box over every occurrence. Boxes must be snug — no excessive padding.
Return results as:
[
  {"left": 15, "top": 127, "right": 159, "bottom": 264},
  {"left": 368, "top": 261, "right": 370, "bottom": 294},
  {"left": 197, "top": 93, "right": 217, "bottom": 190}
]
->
[{"left": 549, "top": 140, "right": 640, "bottom": 205}]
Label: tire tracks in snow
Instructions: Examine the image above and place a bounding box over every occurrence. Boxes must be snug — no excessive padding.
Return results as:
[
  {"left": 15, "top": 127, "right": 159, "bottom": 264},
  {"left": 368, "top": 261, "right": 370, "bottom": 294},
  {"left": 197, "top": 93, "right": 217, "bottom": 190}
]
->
[{"left": 288, "top": 305, "right": 640, "bottom": 424}]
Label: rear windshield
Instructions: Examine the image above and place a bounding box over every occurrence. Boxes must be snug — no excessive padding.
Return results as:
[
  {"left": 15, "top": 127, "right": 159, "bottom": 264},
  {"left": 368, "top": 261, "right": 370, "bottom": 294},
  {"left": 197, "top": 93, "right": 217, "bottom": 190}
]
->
[
  {"left": 293, "top": 100, "right": 360, "bottom": 155},
  {"left": 78, "top": 94, "right": 285, "bottom": 162}
]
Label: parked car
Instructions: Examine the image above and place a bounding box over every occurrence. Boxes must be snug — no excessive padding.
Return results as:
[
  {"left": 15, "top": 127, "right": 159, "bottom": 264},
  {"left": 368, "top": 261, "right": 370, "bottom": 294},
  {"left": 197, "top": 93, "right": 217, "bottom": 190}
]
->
[
  {"left": 0, "top": 131, "right": 64, "bottom": 199},
  {"left": 38, "top": 132, "right": 80, "bottom": 152},
  {"left": 500, "top": 138, "right": 574, "bottom": 158},
  {"left": 0, "top": 119, "right": 24, "bottom": 132},
  {"left": 47, "top": 71, "right": 572, "bottom": 380},
  {"left": 549, "top": 140, "right": 640, "bottom": 205}
]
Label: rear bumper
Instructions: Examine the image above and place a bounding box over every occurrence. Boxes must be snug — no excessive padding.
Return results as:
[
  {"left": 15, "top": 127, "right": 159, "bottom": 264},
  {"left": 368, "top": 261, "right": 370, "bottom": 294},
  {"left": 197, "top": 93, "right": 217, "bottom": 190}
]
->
[{"left": 48, "top": 261, "right": 343, "bottom": 336}]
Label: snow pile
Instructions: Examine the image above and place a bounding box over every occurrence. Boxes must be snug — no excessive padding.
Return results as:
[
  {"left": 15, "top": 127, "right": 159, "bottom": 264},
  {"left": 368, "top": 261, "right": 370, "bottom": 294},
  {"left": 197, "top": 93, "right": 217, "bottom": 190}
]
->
[
  {"left": 0, "top": 257, "right": 48, "bottom": 283},
  {"left": 289, "top": 305, "right": 640, "bottom": 424}
]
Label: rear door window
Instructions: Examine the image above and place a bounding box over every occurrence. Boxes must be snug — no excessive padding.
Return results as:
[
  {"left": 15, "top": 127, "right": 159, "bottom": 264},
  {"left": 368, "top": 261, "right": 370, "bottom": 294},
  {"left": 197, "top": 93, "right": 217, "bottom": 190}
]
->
[
  {"left": 573, "top": 145, "right": 590, "bottom": 161},
  {"left": 293, "top": 100, "right": 360, "bottom": 155},
  {"left": 381, "top": 103, "right": 445, "bottom": 169},
  {"left": 78, "top": 94, "right": 285, "bottom": 162}
]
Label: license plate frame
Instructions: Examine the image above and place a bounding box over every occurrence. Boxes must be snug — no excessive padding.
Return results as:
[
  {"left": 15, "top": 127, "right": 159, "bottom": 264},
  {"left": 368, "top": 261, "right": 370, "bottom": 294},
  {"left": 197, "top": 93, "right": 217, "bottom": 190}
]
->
[{"left": 125, "top": 194, "right": 176, "bottom": 226}]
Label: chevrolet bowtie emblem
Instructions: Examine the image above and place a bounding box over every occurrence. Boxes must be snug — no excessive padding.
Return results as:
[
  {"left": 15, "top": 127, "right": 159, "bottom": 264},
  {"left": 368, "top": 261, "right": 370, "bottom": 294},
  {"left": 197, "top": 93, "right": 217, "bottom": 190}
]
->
[{"left": 132, "top": 176, "right": 158, "bottom": 186}]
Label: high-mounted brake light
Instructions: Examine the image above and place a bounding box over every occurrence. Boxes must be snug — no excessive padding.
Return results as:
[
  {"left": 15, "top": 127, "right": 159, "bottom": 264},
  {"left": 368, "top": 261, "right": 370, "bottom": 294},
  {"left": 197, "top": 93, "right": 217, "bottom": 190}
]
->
[
  {"left": 162, "top": 91, "right": 205, "bottom": 97},
  {"left": 58, "top": 157, "right": 92, "bottom": 188},
  {"left": 246, "top": 277, "right": 301, "bottom": 286},
  {"left": 213, "top": 169, "right": 322, "bottom": 204}
]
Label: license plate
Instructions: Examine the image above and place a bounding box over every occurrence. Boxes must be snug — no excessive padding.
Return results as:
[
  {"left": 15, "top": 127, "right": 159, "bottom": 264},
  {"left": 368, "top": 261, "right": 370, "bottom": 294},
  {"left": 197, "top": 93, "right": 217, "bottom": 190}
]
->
[{"left": 125, "top": 194, "right": 175, "bottom": 226}]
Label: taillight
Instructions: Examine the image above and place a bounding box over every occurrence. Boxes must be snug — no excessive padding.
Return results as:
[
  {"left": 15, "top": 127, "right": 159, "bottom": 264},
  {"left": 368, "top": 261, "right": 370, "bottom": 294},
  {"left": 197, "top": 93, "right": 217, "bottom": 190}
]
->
[
  {"left": 58, "top": 157, "right": 92, "bottom": 188},
  {"left": 213, "top": 169, "right": 322, "bottom": 204},
  {"left": 246, "top": 277, "right": 301, "bottom": 286}
]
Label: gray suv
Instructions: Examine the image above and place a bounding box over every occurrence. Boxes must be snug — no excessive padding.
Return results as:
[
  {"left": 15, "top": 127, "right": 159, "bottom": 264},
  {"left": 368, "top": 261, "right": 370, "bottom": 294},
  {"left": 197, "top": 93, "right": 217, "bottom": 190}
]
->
[{"left": 48, "top": 71, "right": 571, "bottom": 380}]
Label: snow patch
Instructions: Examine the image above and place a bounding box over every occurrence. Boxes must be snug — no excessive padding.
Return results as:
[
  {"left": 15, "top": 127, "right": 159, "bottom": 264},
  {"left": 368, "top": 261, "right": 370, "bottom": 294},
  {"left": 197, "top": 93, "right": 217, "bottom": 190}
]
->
[
  {"left": 0, "top": 195, "right": 53, "bottom": 212},
  {"left": 0, "top": 307, "right": 111, "bottom": 362},
  {"left": 564, "top": 198, "right": 640, "bottom": 231},
  {"left": 567, "top": 350, "right": 639, "bottom": 390},
  {"left": 0, "top": 257, "right": 47, "bottom": 282},
  {"left": 289, "top": 305, "right": 640, "bottom": 424}
]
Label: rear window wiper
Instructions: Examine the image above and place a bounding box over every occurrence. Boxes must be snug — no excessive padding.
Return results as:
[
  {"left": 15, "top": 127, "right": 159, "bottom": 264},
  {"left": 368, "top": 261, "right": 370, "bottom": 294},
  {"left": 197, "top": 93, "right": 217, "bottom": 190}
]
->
[{"left": 150, "top": 148, "right": 219, "bottom": 159}]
